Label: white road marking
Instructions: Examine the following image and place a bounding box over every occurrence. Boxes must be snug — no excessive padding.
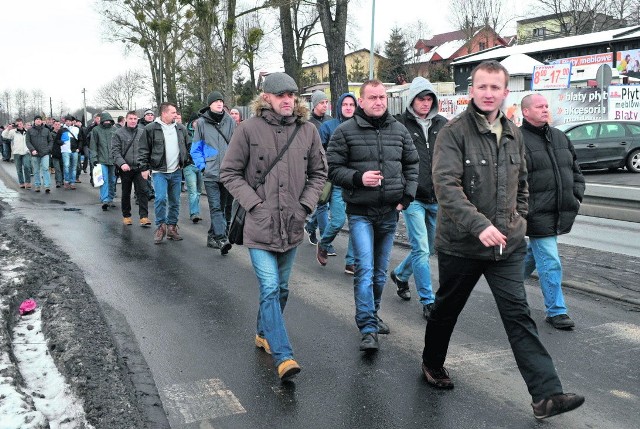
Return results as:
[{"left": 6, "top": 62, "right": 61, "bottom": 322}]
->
[{"left": 162, "top": 378, "right": 245, "bottom": 425}]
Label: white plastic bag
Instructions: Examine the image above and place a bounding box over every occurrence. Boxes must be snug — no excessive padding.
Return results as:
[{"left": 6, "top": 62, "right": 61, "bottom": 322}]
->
[{"left": 92, "top": 164, "right": 104, "bottom": 187}]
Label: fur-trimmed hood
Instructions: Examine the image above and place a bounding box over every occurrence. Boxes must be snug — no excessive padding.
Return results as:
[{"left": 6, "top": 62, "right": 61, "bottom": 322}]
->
[{"left": 250, "top": 94, "right": 309, "bottom": 125}]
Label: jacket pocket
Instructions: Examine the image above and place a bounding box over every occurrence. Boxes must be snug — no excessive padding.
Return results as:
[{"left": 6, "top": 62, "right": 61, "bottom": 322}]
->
[
  {"left": 462, "top": 156, "right": 489, "bottom": 197},
  {"left": 288, "top": 204, "right": 307, "bottom": 244},
  {"left": 247, "top": 206, "right": 273, "bottom": 245}
]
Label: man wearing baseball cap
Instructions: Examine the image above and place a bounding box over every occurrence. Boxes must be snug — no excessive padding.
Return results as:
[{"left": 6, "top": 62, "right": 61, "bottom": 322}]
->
[{"left": 220, "top": 72, "right": 327, "bottom": 381}]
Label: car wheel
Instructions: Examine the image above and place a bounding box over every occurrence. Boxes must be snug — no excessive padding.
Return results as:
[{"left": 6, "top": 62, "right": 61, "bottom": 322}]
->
[{"left": 626, "top": 149, "right": 640, "bottom": 173}]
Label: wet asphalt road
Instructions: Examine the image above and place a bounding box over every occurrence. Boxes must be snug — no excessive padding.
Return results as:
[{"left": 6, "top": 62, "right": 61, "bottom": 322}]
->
[{"left": 1, "top": 167, "right": 639, "bottom": 428}]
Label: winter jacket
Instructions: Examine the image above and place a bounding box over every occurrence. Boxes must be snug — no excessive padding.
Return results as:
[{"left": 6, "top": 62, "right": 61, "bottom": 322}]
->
[
  {"left": 219, "top": 96, "right": 327, "bottom": 253},
  {"left": 111, "top": 125, "right": 144, "bottom": 170},
  {"left": 137, "top": 119, "right": 189, "bottom": 172},
  {"left": 432, "top": 101, "right": 528, "bottom": 260},
  {"left": 190, "top": 108, "right": 235, "bottom": 182},
  {"left": 57, "top": 125, "right": 80, "bottom": 153},
  {"left": 51, "top": 129, "right": 62, "bottom": 159},
  {"left": 90, "top": 112, "right": 117, "bottom": 166},
  {"left": 1, "top": 128, "right": 28, "bottom": 155},
  {"left": 319, "top": 93, "right": 357, "bottom": 147},
  {"left": 327, "top": 108, "right": 419, "bottom": 216},
  {"left": 395, "top": 79, "right": 447, "bottom": 204},
  {"left": 309, "top": 112, "right": 332, "bottom": 132},
  {"left": 520, "top": 119, "right": 585, "bottom": 237},
  {"left": 26, "top": 125, "right": 53, "bottom": 156}
]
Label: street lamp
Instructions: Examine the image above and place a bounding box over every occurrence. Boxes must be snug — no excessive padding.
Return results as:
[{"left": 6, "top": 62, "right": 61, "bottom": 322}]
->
[{"left": 369, "top": 0, "right": 376, "bottom": 80}]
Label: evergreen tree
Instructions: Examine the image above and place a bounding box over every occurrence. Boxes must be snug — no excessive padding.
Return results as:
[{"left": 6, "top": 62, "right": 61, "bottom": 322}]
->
[
  {"left": 379, "top": 27, "right": 411, "bottom": 84},
  {"left": 348, "top": 56, "right": 368, "bottom": 82}
]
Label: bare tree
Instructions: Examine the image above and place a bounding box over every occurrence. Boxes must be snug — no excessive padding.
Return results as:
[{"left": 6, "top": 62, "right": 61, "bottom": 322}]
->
[
  {"left": 237, "top": 14, "right": 265, "bottom": 93},
  {"left": 317, "top": 0, "right": 349, "bottom": 112},
  {"left": 14, "top": 90, "right": 28, "bottom": 119},
  {"left": 94, "top": 70, "right": 148, "bottom": 110},
  {"left": 534, "top": 0, "right": 629, "bottom": 39},
  {"left": 449, "top": 0, "right": 513, "bottom": 53}
]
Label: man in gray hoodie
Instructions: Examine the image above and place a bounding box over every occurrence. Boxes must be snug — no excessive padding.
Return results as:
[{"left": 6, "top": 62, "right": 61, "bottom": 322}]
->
[{"left": 388, "top": 77, "right": 447, "bottom": 319}]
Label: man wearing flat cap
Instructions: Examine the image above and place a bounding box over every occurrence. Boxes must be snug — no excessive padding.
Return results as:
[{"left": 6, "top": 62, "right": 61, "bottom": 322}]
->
[
  {"left": 190, "top": 90, "right": 236, "bottom": 254},
  {"left": 220, "top": 72, "right": 327, "bottom": 381}
]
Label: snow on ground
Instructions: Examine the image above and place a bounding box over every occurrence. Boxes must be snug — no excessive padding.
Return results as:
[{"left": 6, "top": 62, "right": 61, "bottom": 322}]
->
[{"left": 0, "top": 241, "right": 93, "bottom": 429}]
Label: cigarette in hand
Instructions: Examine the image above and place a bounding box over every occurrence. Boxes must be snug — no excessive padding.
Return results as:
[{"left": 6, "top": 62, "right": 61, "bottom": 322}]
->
[
  {"left": 499, "top": 244, "right": 503, "bottom": 255},
  {"left": 378, "top": 179, "right": 381, "bottom": 186}
]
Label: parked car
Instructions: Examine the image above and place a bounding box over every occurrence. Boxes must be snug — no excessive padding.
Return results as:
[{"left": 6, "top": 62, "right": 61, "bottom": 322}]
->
[{"left": 556, "top": 120, "right": 640, "bottom": 173}]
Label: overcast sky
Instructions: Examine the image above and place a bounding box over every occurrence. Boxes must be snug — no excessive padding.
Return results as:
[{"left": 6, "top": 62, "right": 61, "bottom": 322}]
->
[{"left": 1, "top": 0, "right": 522, "bottom": 114}]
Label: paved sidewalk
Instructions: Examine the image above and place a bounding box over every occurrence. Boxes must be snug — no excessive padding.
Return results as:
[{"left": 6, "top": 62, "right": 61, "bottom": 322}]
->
[{"left": 391, "top": 222, "right": 640, "bottom": 307}]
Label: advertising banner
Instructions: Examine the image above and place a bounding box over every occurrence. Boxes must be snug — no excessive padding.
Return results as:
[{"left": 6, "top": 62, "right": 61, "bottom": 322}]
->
[
  {"left": 531, "top": 64, "right": 572, "bottom": 90},
  {"left": 608, "top": 86, "right": 640, "bottom": 120},
  {"left": 552, "top": 53, "right": 613, "bottom": 67},
  {"left": 616, "top": 49, "right": 640, "bottom": 78}
]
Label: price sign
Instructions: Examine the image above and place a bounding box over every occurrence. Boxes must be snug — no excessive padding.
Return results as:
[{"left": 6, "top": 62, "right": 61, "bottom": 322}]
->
[{"left": 531, "top": 64, "right": 572, "bottom": 90}]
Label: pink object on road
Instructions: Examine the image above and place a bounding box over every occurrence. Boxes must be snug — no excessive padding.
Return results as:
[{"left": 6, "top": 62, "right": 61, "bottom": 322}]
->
[{"left": 19, "top": 299, "right": 37, "bottom": 315}]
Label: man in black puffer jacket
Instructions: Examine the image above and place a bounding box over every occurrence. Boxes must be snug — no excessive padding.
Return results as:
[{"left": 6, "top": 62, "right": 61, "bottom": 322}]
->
[
  {"left": 520, "top": 93, "right": 585, "bottom": 330},
  {"left": 327, "top": 79, "right": 419, "bottom": 352}
]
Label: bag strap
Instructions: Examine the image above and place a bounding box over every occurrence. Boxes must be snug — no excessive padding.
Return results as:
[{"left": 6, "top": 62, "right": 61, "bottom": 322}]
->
[
  {"left": 213, "top": 123, "right": 231, "bottom": 145},
  {"left": 256, "top": 123, "right": 301, "bottom": 186},
  {"left": 122, "top": 128, "right": 141, "bottom": 161}
]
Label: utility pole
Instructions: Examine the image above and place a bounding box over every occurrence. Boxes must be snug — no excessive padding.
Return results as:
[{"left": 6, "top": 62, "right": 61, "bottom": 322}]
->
[
  {"left": 82, "top": 88, "right": 87, "bottom": 126},
  {"left": 49, "top": 97, "right": 53, "bottom": 118},
  {"left": 369, "top": 0, "right": 376, "bottom": 80}
]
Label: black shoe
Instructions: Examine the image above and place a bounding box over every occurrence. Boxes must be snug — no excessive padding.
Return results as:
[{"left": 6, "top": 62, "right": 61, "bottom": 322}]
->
[
  {"left": 305, "top": 226, "right": 318, "bottom": 245},
  {"left": 532, "top": 393, "right": 585, "bottom": 419},
  {"left": 423, "top": 303, "right": 434, "bottom": 319},
  {"left": 102, "top": 203, "right": 108, "bottom": 211},
  {"left": 326, "top": 245, "right": 337, "bottom": 256},
  {"left": 191, "top": 214, "right": 201, "bottom": 223},
  {"left": 545, "top": 314, "right": 575, "bottom": 330},
  {"left": 344, "top": 264, "right": 355, "bottom": 275},
  {"left": 376, "top": 315, "right": 390, "bottom": 334},
  {"left": 359, "top": 333, "right": 379, "bottom": 351},
  {"left": 422, "top": 363, "right": 454, "bottom": 389},
  {"left": 220, "top": 239, "right": 232, "bottom": 255},
  {"left": 391, "top": 271, "right": 411, "bottom": 301},
  {"left": 45, "top": 188, "right": 50, "bottom": 193},
  {"left": 207, "top": 236, "right": 221, "bottom": 249}
]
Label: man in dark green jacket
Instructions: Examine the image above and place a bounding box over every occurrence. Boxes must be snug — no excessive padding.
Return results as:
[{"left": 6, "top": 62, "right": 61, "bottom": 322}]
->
[
  {"left": 90, "top": 112, "right": 117, "bottom": 210},
  {"left": 421, "top": 60, "right": 584, "bottom": 420}
]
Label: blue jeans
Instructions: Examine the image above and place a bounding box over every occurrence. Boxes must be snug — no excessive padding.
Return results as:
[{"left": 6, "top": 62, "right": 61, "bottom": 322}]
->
[
  {"left": 306, "top": 203, "right": 329, "bottom": 236},
  {"left": 204, "top": 181, "right": 230, "bottom": 239},
  {"left": 524, "top": 236, "right": 567, "bottom": 317},
  {"left": 319, "top": 185, "right": 354, "bottom": 264},
  {"left": 62, "top": 152, "right": 78, "bottom": 184},
  {"left": 393, "top": 201, "right": 438, "bottom": 304},
  {"left": 14, "top": 153, "right": 32, "bottom": 185},
  {"left": 249, "top": 247, "right": 298, "bottom": 366},
  {"left": 99, "top": 164, "right": 116, "bottom": 203},
  {"left": 349, "top": 211, "right": 398, "bottom": 334},
  {"left": 153, "top": 170, "right": 182, "bottom": 226},
  {"left": 183, "top": 164, "right": 202, "bottom": 217},
  {"left": 32, "top": 155, "right": 51, "bottom": 188}
]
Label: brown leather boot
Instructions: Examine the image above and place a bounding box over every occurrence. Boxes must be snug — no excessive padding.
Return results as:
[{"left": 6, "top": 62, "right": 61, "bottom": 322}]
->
[
  {"left": 154, "top": 223, "right": 167, "bottom": 244},
  {"left": 166, "top": 224, "right": 183, "bottom": 241}
]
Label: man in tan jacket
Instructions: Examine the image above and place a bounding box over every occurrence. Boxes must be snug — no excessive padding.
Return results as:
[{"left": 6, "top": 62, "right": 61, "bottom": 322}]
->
[{"left": 220, "top": 72, "right": 327, "bottom": 381}]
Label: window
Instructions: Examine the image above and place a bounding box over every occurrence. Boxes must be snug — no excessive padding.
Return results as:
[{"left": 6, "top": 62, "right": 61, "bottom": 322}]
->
[
  {"left": 567, "top": 125, "right": 595, "bottom": 140},
  {"left": 599, "top": 123, "right": 626, "bottom": 138},
  {"left": 533, "top": 27, "right": 546, "bottom": 37},
  {"left": 627, "top": 124, "right": 640, "bottom": 135},
  {"left": 479, "top": 42, "right": 486, "bottom": 50}
]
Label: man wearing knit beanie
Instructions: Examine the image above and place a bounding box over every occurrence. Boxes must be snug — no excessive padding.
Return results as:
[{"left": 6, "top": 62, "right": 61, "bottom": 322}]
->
[
  {"left": 305, "top": 89, "right": 333, "bottom": 252},
  {"left": 190, "top": 90, "right": 236, "bottom": 254},
  {"left": 309, "top": 90, "right": 331, "bottom": 131}
]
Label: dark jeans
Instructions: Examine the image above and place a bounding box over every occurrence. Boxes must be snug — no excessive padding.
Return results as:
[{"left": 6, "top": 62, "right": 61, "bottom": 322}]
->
[
  {"left": 422, "top": 241, "right": 563, "bottom": 402},
  {"left": 204, "top": 181, "right": 231, "bottom": 239},
  {"left": 120, "top": 170, "right": 149, "bottom": 218}
]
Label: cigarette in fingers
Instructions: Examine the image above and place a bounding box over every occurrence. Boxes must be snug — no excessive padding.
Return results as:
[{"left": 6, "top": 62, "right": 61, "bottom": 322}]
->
[
  {"left": 377, "top": 179, "right": 381, "bottom": 186},
  {"left": 499, "top": 244, "right": 503, "bottom": 255}
]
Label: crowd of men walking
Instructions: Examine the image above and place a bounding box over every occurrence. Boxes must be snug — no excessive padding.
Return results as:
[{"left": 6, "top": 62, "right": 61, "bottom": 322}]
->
[{"left": 1, "top": 61, "right": 586, "bottom": 419}]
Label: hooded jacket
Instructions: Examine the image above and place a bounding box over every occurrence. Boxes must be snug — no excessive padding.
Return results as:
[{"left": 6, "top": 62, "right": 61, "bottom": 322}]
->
[
  {"left": 111, "top": 124, "right": 144, "bottom": 170},
  {"left": 2, "top": 128, "right": 29, "bottom": 155},
  {"left": 319, "top": 93, "right": 357, "bottom": 147},
  {"left": 190, "top": 107, "right": 235, "bottom": 182},
  {"left": 432, "top": 101, "right": 528, "bottom": 260},
  {"left": 520, "top": 119, "right": 585, "bottom": 237},
  {"left": 327, "top": 105, "right": 419, "bottom": 217},
  {"left": 26, "top": 124, "right": 53, "bottom": 156},
  {"left": 395, "top": 78, "right": 447, "bottom": 204},
  {"left": 219, "top": 95, "right": 327, "bottom": 252},
  {"left": 90, "top": 112, "right": 117, "bottom": 165}
]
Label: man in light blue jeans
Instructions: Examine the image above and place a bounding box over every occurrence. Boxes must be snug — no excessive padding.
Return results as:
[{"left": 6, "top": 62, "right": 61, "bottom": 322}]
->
[
  {"left": 520, "top": 93, "right": 585, "bottom": 330},
  {"left": 388, "top": 76, "right": 447, "bottom": 319},
  {"left": 327, "top": 80, "right": 418, "bottom": 352}
]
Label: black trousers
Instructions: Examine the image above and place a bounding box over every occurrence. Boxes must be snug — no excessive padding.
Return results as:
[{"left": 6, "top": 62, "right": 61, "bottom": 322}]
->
[
  {"left": 120, "top": 170, "right": 149, "bottom": 219},
  {"left": 422, "top": 241, "right": 563, "bottom": 401}
]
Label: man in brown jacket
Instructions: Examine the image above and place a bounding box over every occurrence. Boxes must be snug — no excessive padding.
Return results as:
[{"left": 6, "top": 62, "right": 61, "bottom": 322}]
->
[
  {"left": 220, "top": 72, "right": 327, "bottom": 381},
  {"left": 421, "top": 60, "right": 584, "bottom": 419}
]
